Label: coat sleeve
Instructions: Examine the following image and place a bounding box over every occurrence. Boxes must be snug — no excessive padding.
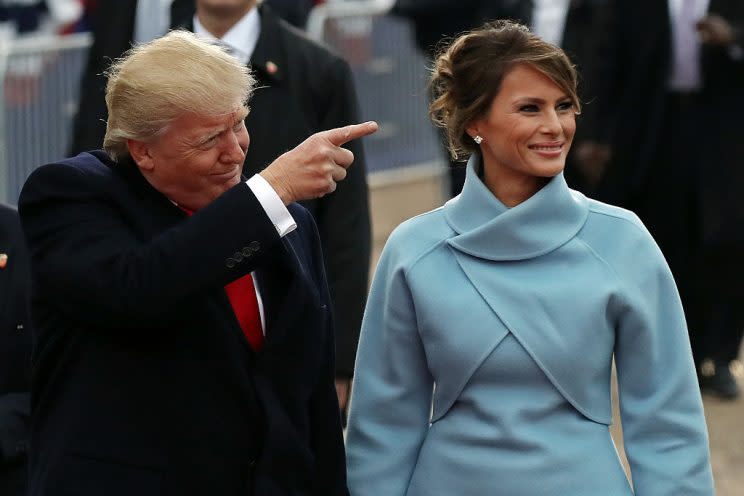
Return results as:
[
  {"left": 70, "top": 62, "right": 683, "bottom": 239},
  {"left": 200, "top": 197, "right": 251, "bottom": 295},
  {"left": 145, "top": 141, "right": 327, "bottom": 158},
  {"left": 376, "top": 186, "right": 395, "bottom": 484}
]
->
[
  {"left": 18, "top": 161, "right": 280, "bottom": 329},
  {"left": 613, "top": 222, "right": 714, "bottom": 495},
  {"left": 345, "top": 235, "right": 433, "bottom": 496},
  {"left": 315, "top": 55, "right": 371, "bottom": 378},
  {"left": 300, "top": 207, "right": 350, "bottom": 496}
]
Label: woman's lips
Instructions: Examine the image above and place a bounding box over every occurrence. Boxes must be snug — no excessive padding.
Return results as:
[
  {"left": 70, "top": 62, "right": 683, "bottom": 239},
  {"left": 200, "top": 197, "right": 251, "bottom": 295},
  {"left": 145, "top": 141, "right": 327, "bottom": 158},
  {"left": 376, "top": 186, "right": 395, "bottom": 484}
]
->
[{"left": 528, "top": 142, "right": 563, "bottom": 157}]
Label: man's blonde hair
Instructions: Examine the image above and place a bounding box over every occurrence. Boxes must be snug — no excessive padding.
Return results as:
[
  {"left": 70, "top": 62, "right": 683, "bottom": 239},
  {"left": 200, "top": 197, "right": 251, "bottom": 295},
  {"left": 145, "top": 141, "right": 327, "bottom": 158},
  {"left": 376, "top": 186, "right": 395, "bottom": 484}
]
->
[{"left": 103, "top": 30, "right": 255, "bottom": 161}]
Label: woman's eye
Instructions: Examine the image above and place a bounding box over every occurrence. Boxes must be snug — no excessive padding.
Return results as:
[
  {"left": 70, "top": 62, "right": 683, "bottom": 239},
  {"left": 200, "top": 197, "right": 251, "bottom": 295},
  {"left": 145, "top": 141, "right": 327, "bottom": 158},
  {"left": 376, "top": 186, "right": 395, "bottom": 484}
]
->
[
  {"left": 557, "top": 101, "right": 574, "bottom": 111},
  {"left": 519, "top": 104, "right": 539, "bottom": 112}
]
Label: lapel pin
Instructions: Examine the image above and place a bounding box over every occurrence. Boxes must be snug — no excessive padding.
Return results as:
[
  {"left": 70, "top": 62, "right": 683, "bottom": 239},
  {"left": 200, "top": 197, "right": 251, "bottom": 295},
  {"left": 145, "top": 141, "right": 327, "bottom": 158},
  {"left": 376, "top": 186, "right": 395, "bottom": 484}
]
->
[
  {"left": 266, "top": 61, "right": 278, "bottom": 75},
  {"left": 0, "top": 253, "right": 7, "bottom": 269}
]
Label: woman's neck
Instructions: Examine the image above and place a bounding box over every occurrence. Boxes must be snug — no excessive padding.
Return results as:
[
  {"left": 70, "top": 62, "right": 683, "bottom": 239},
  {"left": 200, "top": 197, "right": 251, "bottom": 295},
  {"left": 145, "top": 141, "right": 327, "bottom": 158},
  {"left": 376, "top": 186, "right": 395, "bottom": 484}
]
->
[{"left": 481, "top": 161, "right": 548, "bottom": 208}]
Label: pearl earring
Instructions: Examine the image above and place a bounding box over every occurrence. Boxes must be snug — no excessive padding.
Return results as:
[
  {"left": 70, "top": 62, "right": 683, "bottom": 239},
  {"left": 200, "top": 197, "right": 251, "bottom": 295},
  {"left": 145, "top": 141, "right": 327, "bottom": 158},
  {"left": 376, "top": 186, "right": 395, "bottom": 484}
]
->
[{"left": 473, "top": 135, "right": 483, "bottom": 144}]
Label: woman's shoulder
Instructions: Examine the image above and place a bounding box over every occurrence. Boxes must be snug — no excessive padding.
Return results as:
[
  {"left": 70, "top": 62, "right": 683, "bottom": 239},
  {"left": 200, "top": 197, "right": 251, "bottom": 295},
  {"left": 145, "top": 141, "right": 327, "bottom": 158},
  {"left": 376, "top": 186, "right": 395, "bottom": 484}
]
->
[
  {"left": 582, "top": 197, "right": 651, "bottom": 241},
  {"left": 381, "top": 206, "right": 454, "bottom": 266},
  {"left": 578, "top": 197, "right": 669, "bottom": 277}
]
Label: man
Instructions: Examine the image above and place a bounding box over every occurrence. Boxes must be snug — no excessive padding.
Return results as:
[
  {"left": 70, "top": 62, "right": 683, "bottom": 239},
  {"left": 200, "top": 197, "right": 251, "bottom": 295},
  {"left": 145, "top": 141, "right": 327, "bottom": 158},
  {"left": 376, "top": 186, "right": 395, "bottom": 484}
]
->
[
  {"left": 175, "top": 0, "right": 371, "bottom": 415},
  {"left": 20, "top": 31, "right": 377, "bottom": 495},
  {"left": 589, "top": 0, "right": 744, "bottom": 398},
  {"left": 0, "top": 203, "right": 32, "bottom": 496}
]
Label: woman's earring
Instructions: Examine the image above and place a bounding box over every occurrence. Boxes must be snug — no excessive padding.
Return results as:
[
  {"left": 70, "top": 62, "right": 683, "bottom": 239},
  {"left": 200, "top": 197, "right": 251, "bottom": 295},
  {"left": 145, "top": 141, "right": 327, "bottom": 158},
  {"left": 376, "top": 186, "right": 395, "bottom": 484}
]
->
[{"left": 473, "top": 135, "right": 483, "bottom": 145}]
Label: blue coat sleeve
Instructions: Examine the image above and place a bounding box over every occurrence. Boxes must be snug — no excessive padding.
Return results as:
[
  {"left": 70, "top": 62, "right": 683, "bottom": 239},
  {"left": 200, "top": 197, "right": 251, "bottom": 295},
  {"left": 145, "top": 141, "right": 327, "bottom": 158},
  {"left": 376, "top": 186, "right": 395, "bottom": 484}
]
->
[
  {"left": 345, "top": 235, "right": 433, "bottom": 496},
  {"left": 613, "top": 222, "right": 714, "bottom": 495}
]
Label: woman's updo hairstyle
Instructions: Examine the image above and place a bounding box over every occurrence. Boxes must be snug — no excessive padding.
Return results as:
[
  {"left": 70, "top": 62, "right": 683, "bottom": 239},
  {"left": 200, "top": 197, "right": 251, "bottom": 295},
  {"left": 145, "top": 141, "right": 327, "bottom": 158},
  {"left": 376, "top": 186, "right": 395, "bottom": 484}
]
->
[{"left": 429, "top": 20, "right": 581, "bottom": 161}]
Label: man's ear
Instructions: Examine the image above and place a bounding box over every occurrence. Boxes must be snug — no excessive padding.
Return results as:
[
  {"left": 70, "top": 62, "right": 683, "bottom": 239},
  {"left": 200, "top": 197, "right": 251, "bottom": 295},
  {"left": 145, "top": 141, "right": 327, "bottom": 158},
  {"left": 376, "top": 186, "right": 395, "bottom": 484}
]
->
[{"left": 127, "top": 139, "right": 155, "bottom": 172}]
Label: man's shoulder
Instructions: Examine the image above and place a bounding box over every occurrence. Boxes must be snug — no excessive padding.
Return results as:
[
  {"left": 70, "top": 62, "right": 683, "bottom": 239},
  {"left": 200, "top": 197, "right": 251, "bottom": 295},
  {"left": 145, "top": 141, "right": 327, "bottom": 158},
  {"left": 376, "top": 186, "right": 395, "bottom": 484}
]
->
[
  {"left": 33, "top": 151, "right": 115, "bottom": 177},
  {"left": 19, "top": 151, "right": 129, "bottom": 208}
]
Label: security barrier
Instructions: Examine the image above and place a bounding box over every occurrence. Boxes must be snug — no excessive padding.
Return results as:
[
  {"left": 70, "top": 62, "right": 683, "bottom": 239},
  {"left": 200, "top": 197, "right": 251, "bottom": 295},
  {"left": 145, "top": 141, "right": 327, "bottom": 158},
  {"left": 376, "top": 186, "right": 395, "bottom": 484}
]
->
[{"left": 0, "top": 32, "right": 91, "bottom": 204}]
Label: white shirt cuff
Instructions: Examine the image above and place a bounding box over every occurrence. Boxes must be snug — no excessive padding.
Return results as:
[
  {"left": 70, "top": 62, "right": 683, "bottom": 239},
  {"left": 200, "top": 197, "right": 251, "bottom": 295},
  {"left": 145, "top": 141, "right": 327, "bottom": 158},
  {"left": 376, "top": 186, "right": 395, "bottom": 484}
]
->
[{"left": 246, "top": 174, "right": 297, "bottom": 237}]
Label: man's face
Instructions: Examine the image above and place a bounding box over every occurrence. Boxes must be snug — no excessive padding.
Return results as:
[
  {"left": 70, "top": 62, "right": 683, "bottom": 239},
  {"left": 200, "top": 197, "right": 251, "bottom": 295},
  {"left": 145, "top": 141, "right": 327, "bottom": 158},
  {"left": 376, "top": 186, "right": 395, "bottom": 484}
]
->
[{"left": 131, "top": 107, "right": 250, "bottom": 211}]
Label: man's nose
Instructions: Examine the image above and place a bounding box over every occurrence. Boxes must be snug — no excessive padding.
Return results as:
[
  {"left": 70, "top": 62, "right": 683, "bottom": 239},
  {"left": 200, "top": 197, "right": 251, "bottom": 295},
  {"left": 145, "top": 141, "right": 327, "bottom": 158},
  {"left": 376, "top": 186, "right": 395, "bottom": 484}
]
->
[{"left": 222, "top": 131, "right": 247, "bottom": 162}]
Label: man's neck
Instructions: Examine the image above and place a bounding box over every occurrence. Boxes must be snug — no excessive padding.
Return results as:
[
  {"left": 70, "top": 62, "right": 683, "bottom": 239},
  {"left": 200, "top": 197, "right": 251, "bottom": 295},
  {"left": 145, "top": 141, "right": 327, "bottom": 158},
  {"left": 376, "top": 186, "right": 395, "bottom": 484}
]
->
[{"left": 197, "top": 1, "right": 257, "bottom": 38}]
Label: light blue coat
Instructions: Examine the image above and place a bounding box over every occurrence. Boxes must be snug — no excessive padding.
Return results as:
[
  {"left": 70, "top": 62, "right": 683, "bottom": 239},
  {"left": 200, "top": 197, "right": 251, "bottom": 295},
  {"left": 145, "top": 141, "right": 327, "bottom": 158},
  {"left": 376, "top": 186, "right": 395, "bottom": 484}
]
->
[{"left": 346, "top": 158, "right": 714, "bottom": 495}]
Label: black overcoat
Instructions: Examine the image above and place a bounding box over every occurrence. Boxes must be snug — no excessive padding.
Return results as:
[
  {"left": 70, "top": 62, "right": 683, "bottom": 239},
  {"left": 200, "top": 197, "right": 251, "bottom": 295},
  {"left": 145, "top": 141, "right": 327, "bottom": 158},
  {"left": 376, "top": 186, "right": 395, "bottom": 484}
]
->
[{"left": 19, "top": 152, "right": 348, "bottom": 495}]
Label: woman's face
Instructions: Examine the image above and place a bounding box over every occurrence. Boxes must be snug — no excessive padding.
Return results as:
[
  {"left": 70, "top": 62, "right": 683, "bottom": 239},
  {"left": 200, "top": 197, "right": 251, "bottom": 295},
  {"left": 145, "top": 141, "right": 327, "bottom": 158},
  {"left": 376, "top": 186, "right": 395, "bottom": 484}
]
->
[{"left": 468, "top": 63, "right": 576, "bottom": 199}]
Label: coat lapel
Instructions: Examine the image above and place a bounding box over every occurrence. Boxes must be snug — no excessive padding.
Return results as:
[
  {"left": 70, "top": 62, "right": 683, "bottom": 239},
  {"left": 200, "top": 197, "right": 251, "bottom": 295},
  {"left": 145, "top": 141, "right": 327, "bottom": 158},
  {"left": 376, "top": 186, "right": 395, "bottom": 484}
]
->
[{"left": 250, "top": 5, "right": 286, "bottom": 88}]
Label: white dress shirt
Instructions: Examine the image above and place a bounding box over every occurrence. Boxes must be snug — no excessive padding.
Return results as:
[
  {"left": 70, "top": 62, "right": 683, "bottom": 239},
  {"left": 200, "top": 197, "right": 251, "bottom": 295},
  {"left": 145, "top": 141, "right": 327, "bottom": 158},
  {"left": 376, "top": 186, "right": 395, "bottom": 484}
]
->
[
  {"left": 531, "top": 0, "right": 571, "bottom": 47},
  {"left": 193, "top": 6, "right": 261, "bottom": 65},
  {"left": 668, "top": 0, "right": 711, "bottom": 91},
  {"left": 134, "top": 0, "right": 174, "bottom": 44}
]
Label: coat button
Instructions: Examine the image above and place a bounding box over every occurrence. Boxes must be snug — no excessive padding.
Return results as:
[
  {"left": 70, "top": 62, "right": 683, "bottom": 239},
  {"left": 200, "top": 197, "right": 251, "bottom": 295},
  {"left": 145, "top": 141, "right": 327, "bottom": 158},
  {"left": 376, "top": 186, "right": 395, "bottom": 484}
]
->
[
  {"left": 16, "top": 323, "right": 24, "bottom": 331},
  {"left": 226, "top": 258, "right": 237, "bottom": 268}
]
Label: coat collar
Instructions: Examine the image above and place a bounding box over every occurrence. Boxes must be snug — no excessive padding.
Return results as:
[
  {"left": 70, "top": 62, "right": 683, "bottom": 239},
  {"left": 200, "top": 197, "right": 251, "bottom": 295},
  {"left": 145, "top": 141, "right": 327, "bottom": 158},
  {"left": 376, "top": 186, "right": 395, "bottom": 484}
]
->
[{"left": 444, "top": 155, "right": 589, "bottom": 261}]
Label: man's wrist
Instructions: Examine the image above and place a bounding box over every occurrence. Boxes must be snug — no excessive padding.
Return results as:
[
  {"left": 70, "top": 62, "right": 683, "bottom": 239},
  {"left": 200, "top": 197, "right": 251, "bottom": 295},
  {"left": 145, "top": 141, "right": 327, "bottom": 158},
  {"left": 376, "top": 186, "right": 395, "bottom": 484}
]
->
[{"left": 259, "top": 169, "right": 292, "bottom": 205}]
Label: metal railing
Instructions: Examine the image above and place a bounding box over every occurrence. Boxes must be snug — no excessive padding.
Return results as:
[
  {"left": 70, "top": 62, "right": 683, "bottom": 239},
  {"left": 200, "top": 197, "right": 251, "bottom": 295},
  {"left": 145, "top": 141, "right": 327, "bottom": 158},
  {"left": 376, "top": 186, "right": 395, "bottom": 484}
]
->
[{"left": 0, "top": 32, "right": 91, "bottom": 204}]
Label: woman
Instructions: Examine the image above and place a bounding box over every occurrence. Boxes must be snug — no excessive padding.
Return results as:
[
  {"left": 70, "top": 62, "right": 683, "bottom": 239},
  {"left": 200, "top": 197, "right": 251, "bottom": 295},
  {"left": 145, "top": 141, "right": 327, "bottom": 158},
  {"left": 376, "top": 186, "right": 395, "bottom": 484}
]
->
[{"left": 345, "top": 21, "right": 714, "bottom": 496}]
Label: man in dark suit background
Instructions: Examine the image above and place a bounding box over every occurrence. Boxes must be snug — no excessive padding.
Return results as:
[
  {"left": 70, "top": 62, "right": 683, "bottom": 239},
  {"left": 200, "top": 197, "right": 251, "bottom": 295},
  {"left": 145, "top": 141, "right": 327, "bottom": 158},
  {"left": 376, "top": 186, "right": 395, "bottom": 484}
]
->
[
  {"left": 21, "top": 30, "right": 377, "bottom": 495},
  {"left": 0, "top": 203, "right": 32, "bottom": 496},
  {"left": 588, "top": 0, "right": 744, "bottom": 398},
  {"left": 174, "top": 0, "right": 371, "bottom": 419}
]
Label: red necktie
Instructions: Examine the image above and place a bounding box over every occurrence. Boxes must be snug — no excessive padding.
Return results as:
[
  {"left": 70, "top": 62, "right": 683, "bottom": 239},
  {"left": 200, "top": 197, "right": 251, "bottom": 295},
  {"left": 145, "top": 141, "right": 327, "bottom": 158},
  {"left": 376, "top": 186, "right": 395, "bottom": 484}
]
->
[
  {"left": 225, "top": 274, "right": 264, "bottom": 352},
  {"left": 179, "top": 206, "right": 264, "bottom": 351}
]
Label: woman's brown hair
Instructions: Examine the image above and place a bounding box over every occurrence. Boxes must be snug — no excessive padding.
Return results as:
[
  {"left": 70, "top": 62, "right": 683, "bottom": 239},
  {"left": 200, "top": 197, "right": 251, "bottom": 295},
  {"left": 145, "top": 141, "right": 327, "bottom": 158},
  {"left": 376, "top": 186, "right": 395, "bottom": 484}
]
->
[{"left": 429, "top": 20, "right": 581, "bottom": 161}]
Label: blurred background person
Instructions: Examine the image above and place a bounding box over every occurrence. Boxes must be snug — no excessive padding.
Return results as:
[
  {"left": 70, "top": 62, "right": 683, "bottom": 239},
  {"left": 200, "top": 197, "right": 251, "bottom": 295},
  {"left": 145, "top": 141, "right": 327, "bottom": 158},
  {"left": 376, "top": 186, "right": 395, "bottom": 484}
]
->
[
  {"left": 0, "top": 203, "right": 32, "bottom": 496},
  {"left": 587, "top": 0, "right": 744, "bottom": 399},
  {"left": 174, "top": 0, "right": 371, "bottom": 420},
  {"left": 392, "top": 0, "right": 605, "bottom": 197}
]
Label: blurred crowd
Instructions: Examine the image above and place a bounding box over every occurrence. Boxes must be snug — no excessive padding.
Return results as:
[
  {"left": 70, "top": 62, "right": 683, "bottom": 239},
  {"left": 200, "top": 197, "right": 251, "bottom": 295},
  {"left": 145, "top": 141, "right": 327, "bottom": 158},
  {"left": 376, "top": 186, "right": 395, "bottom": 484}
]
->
[{"left": 1, "top": 0, "right": 742, "bottom": 494}]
